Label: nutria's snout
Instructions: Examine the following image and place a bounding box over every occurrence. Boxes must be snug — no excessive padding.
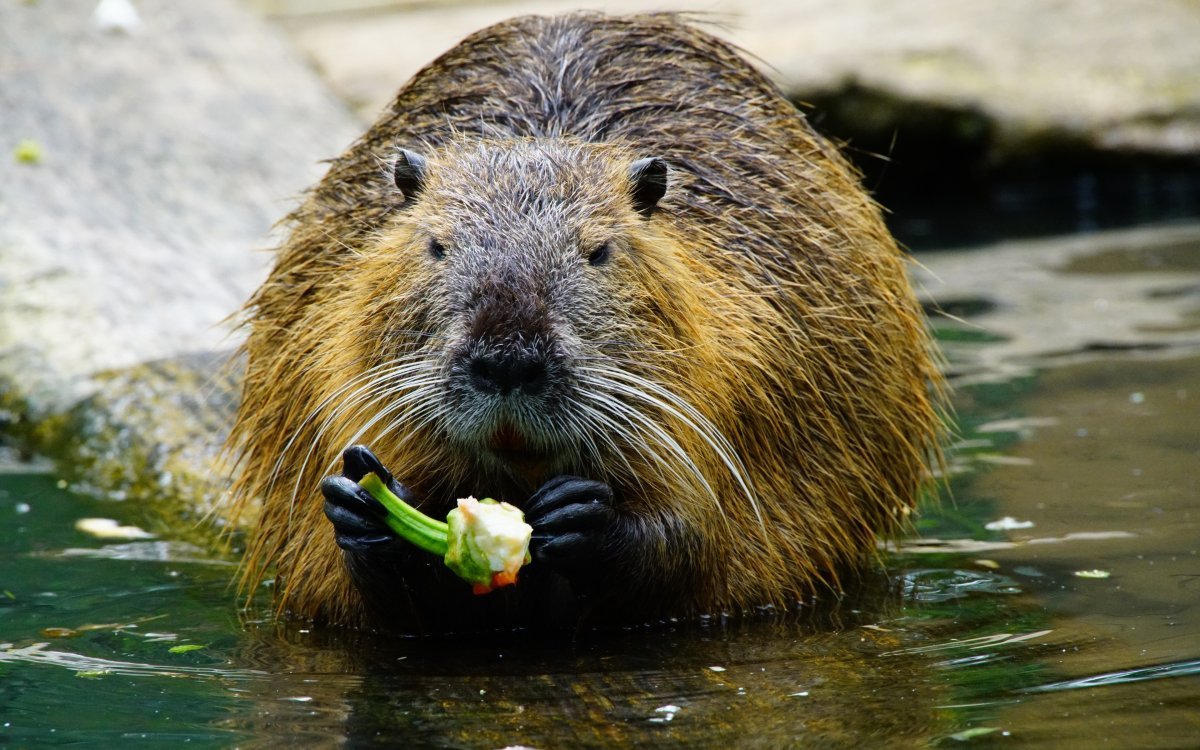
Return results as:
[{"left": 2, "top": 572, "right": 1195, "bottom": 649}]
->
[
  {"left": 450, "top": 333, "right": 570, "bottom": 410},
  {"left": 466, "top": 347, "right": 550, "bottom": 396},
  {"left": 453, "top": 249, "right": 558, "bottom": 383},
  {"left": 446, "top": 327, "right": 576, "bottom": 460}
]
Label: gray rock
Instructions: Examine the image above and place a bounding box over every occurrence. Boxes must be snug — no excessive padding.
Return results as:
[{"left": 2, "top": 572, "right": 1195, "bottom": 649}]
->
[
  {"left": 0, "top": 0, "right": 358, "bottom": 517},
  {"left": 0, "top": 0, "right": 357, "bottom": 408}
]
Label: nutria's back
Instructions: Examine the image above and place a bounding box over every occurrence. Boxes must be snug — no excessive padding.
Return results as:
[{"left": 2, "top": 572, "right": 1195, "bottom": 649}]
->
[{"left": 228, "top": 12, "right": 944, "bottom": 631}]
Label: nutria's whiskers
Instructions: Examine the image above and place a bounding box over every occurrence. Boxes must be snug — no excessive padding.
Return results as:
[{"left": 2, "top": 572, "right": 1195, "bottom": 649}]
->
[
  {"left": 267, "top": 357, "right": 413, "bottom": 499},
  {"left": 577, "top": 365, "right": 757, "bottom": 525},
  {"left": 285, "top": 355, "right": 439, "bottom": 527}
]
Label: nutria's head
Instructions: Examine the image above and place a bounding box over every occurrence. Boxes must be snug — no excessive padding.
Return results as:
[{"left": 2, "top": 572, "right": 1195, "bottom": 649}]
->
[{"left": 345, "top": 139, "right": 696, "bottom": 487}]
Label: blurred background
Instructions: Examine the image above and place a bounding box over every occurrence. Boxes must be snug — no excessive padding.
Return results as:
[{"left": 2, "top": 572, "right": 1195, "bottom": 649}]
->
[{"left": 252, "top": 0, "right": 1200, "bottom": 249}]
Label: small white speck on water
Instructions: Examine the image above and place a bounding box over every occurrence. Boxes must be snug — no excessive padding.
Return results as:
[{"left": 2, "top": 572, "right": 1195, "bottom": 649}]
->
[{"left": 649, "top": 704, "right": 681, "bottom": 723}]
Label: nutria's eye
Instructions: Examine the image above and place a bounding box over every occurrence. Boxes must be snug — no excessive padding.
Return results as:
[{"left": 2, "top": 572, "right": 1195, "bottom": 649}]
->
[
  {"left": 428, "top": 239, "right": 446, "bottom": 260},
  {"left": 587, "top": 242, "right": 612, "bottom": 266}
]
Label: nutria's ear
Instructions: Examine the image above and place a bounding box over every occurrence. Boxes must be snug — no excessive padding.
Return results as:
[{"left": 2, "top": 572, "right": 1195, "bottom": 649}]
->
[
  {"left": 392, "top": 149, "right": 427, "bottom": 202},
  {"left": 629, "top": 157, "right": 668, "bottom": 218}
]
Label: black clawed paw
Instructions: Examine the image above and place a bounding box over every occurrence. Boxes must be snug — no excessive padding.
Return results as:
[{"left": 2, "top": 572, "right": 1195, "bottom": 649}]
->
[
  {"left": 525, "top": 476, "right": 616, "bottom": 571},
  {"left": 341, "top": 444, "right": 414, "bottom": 503},
  {"left": 321, "top": 476, "right": 393, "bottom": 552},
  {"left": 342, "top": 444, "right": 388, "bottom": 483},
  {"left": 321, "top": 447, "right": 413, "bottom": 557}
]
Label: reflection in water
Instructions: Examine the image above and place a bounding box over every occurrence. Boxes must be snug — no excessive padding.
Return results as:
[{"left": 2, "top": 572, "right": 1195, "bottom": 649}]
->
[
  {"left": 0, "top": 468, "right": 1056, "bottom": 748},
  {"left": 219, "top": 581, "right": 953, "bottom": 748},
  {"left": 1024, "top": 659, "right": 1200, "bottom": 693}
]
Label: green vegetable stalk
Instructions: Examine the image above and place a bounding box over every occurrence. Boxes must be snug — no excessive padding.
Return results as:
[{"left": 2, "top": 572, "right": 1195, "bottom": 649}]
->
[
  {"left": 359, "top": 472, "right": 448, "bottom": 556},
  {"left": 358, "top": 472, "right": 532, "bottom": 595}
]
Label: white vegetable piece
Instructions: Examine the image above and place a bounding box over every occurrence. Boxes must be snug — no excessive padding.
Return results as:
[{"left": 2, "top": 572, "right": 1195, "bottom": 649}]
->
[{"left": 455, "top": 496, "right": 532, "bottom": 575}]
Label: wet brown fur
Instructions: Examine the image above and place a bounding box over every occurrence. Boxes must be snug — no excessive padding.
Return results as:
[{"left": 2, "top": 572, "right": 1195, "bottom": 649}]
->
[{"left": 226, "top": 12, "right": 945, "bottom": 629}]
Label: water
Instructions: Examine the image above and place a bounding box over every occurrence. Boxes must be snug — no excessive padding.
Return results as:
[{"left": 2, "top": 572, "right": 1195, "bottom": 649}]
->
[{"left": 2, "top": 223, "right": 1198, "bottom": 747}]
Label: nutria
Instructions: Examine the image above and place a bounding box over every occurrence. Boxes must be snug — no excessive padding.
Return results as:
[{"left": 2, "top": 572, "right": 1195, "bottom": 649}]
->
[{"left": 226, "top": 12, "right": 944, "bottom": 633}]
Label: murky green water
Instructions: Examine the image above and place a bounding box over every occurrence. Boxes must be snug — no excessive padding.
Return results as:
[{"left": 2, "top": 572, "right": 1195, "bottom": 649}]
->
[{"left": 3, "top": 224, "right": 1198, "bottom": 748}]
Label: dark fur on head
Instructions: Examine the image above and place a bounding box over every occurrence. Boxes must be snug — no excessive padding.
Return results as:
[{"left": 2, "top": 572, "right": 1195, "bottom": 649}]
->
[{"left": 226, "top": 12, "right": 945, "bottom": 629}]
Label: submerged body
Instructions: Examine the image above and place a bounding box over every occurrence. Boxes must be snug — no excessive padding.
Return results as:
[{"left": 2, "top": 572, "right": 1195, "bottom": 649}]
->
[{"left": 228, "top": 12, "right": 944, "bottom": 632}]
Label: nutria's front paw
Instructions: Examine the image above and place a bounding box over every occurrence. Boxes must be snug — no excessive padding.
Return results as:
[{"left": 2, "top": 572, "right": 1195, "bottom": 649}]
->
[
  {"left": 525, "top": 476, "right": 617, "bottom": 580},
  {"left": 321, "top": 445, "right": 413, "bottom": 556}
]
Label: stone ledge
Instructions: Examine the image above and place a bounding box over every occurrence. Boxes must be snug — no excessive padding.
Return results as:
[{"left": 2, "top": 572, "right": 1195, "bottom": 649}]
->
[{"left": 1, "top": 0, "right": 359, "bottom": 416}]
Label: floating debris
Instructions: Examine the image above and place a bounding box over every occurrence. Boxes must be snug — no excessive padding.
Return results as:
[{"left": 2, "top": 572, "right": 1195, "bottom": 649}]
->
[
  {"left": 1, "top": 641, "right": 266, "bottom": 680},
  {"left": 974, "top": 454, "right": 1035, "bottom": 467},
  {"left": 55, "top": 540, "right": 233, "bottom": 565},
  {"left": 650, "top": 704, "right": 681, "bottom": 723},
  {"left": 74, "top": 518, "right": 155, "bottom": 540},
  {"left": 167, "top": 644, "right": 204, "bottom": 654},
  {"left": 41, "top": 627, "right": 80, "bottom": 638},
  {"left": 985, "top": 516, "right": 1035, "bottom": 531},
  {"left": 946, "top": 726, "right": 1000, "bottom": 741},
  {"left": 976, "top": 417, "right": 1060, "bottom": 433}
]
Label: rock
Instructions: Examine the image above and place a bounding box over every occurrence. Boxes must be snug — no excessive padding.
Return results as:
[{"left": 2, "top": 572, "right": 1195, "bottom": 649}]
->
[
  {"left": 264, "top": 0, "right": 1200, "bottom": 159},
  {"left": 52, "top": 353, "right": 244, "bottom": 542},
  {"left": 0, "top": 0, "right": 359, "bottom": 515}
]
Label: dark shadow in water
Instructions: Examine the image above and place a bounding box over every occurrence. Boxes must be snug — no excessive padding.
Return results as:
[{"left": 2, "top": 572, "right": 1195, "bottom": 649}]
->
[{"left": 223, "top": 574, "right": 955, "bottom": 749}]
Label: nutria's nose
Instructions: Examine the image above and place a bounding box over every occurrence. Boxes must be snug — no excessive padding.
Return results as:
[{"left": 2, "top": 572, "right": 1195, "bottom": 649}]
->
[{"left": 468, "top": 351, "right": 548, "bottom": 396}]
